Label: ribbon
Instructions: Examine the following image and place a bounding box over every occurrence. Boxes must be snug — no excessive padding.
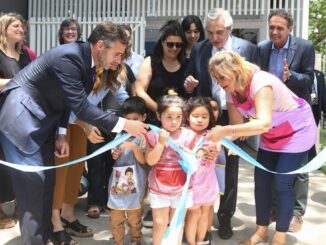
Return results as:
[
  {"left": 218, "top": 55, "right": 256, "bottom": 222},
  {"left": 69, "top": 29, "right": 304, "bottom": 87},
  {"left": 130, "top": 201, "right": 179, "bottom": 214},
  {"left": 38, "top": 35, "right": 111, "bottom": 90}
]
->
[{"left": 0, "top": 133, "right": 131, "bottom": 172}]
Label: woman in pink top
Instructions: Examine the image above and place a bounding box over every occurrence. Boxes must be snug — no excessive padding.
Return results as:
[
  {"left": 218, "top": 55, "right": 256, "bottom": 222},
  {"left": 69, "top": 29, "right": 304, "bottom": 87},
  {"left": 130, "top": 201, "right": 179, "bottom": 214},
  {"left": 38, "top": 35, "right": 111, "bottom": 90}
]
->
[{"left": 207, "top": 51, "right": 316, "bottom": 245}]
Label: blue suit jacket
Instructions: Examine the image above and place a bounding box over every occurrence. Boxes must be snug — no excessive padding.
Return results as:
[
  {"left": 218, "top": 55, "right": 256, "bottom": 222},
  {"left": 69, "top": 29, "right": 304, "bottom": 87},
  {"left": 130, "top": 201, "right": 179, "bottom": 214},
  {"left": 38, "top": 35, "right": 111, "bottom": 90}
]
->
[
  {"left": 185, "top": 36, "right": 258, "bottom": 96},
  {"left": 258, "top": 35, "right": 315, "bottom": 103},
  {"left": 0, "top": 42, "right": 119, "bottom": 154}
]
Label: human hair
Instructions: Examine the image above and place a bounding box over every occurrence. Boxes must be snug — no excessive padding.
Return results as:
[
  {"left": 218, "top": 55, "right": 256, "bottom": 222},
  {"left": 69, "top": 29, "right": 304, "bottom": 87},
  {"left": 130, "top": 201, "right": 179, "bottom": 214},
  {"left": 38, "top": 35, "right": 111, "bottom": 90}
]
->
[
  {"left": 157, "top": 93, "right": 185, "bottom": 116},
  {"left": 268, "top": 9, "right": 294, "bottom": 28},
  {"left": 204, "top": 8, "right": 233, "bottom": 30},
  {"left": 117, "top": 24, "right": 132, "bottom": 59},
  {"left": 58, "top": 18, "right": 82, "bottom": 44},
  {"left": 125, "top": 167, "right": 133, "bottom": 175},
  {"left": 122, "top": 96, "right": 147, "bottom": 116},
  {"left": 181, "top": 15, "right": 205, "bottom": 42},
  {"left": 152, "top": 19, "right": 186, "bottom": 64},
  {"left": 118, "top": 24, "right": 132, "bottom": 35},
  {"left": 0, "top": 12, "right": 25, "bottom": 52},
  {"left": 88, "top": 21, "right": 129, "bottom": 48},
  {"left": 186, "top": 97, "right": 216, "bottom": 130},
  {"left": 208, "top": 51, "right": 259, "bottom": 92}
]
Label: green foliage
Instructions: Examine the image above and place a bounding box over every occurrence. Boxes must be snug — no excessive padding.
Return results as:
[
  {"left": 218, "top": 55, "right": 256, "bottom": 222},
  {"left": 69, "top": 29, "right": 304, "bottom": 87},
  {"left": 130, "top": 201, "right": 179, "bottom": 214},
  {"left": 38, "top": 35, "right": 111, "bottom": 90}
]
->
[{"left": 309, "top": 0, "right": 326, "bottom": 55}]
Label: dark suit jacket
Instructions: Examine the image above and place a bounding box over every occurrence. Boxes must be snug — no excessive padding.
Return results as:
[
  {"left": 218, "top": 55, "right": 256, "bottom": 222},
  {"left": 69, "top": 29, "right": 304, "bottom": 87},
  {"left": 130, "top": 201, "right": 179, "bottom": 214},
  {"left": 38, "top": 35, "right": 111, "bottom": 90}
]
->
[
  {"left": 185, "top": 36, "right": 258, "bottom": 97},
  {"left": 258, "top": 35, "right": 315, "bottom": 103},
  {"left": 0, "top": 42, "right": 119, "bottom": 155},
  {"left": 315, "top": 69, "right": 326, "bottom": 120}
]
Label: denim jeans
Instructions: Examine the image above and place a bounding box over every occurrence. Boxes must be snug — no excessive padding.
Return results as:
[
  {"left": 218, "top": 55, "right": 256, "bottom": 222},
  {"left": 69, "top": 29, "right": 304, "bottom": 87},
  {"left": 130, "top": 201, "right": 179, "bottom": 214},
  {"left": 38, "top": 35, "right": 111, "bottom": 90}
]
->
[{"left": 255, "top": 149, "right": 308, "bottom": 232}]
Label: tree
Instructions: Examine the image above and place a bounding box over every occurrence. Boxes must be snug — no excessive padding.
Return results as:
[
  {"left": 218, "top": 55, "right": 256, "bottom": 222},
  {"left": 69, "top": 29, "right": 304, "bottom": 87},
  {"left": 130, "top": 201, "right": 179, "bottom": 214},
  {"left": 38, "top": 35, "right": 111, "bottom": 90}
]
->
[{"left": 309, "top": 0, "right": 326, "bottom": 55}]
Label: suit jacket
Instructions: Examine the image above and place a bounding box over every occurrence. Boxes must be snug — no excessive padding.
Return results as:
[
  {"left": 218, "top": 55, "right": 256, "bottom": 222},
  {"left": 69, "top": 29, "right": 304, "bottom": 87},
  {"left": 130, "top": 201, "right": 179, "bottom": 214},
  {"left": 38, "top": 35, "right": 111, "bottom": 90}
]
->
[
  {"left": 0, "top": 42, "right": 119, "bottom": 155},
  {"left": 315, "top": 69, "right": 326, "bottom": 119},
  {"left": 258, "top": 35, "right": 315, "bottom": 103},
  {"left": 185, "top": 36, "right": 258, "bottom": 97}
]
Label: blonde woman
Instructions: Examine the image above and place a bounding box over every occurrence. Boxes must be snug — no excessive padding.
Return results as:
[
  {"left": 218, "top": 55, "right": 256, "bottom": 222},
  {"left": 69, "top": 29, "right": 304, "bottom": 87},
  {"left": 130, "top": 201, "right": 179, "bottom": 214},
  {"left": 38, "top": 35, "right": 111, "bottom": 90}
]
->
[
  {"left": 0, "top": 12, "right": 32, "bottom": 229},
  {"left": 206, "top": 51, "right": 316, "bottom": 245}
]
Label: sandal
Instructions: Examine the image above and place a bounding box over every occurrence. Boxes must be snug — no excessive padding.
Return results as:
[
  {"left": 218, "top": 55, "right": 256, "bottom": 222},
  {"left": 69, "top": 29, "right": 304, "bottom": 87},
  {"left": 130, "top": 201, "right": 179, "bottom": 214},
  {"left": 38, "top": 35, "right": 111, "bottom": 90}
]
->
[
  {"left": 239, "top": 233, "right": 268, "bottom": 245},
  {"left": 53, "top": 230, "right": 78, "bottom": 245},
  {"left": 86, "top": 206, "right": 100, "bottom": 219},
  {"left": 61, "top": 217, "right": 93, "bottom": 237}
]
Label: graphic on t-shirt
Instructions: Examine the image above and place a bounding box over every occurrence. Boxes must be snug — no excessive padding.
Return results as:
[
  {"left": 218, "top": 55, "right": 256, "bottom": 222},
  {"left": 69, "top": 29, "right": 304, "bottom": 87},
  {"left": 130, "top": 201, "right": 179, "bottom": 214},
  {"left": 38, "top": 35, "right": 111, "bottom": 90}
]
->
[{"left": 110, "top": 165, "right": 138, "bottom": 195}]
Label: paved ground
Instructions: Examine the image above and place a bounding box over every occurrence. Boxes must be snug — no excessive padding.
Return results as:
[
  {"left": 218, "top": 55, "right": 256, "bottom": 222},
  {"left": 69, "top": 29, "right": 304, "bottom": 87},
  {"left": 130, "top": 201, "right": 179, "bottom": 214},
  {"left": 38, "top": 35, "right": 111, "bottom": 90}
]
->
[{"left": 1, "top": 146, "right": 326, "bottom": 245}]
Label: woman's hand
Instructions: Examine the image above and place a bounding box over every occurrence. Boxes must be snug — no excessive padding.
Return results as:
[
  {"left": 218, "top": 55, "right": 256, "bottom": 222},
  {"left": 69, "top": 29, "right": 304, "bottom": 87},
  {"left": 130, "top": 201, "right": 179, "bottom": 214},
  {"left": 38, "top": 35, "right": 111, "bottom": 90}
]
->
[
  {"left": 84, "top": 125, "right": 104, "bottom": 143},
  {"left": 206, "top": 126, "right": 226, "bottom": 143}
]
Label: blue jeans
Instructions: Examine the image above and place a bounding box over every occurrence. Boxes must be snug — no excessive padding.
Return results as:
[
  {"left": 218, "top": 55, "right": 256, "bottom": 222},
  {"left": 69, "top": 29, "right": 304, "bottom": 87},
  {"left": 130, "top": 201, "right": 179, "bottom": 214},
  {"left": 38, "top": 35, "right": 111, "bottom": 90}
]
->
[
  {"left": 0, "top": 132, "right": 55, "bottom": 245},
  {"left": 255, "top": 149, "right": 308, "bottom": 232}
]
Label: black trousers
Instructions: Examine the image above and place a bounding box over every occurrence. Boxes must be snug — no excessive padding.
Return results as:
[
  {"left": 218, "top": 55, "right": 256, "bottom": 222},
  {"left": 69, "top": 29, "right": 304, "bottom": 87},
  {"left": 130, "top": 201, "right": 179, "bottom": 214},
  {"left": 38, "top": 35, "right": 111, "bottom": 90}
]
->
[{"left": 217, "top": 110, "right": 240, "bottom": 224}]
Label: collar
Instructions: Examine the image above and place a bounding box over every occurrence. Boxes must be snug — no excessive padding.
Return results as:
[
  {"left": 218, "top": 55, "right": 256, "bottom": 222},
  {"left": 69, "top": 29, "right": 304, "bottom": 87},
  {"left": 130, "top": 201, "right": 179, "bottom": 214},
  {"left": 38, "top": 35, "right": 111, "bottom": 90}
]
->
[{"left": 272, "top": 35, "right": 290, "bottom": 50}]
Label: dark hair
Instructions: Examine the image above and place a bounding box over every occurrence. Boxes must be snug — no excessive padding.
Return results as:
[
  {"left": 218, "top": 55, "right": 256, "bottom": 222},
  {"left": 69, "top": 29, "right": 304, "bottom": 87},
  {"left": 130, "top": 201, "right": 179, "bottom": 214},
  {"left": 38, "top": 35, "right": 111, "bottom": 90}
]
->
[
  {"left": 125, "top": 167, "right": 133, "bottom": 175},
  {"left": 181, "top": 15, "right": 205, "bottom": 43},
  {"left": 122, "top": 96, "right": 147, "bottom": 116},
  {"left": 88, "top": 21, "right": 128, "bottom": 48},
  {"left": 268, "top": 9, "right": 294, "bottom": 28},
  {"left": 186, "top": 97, "right": 216, "bottom": 130},
  {"left": 151, "top": 19, "right": 186, "bottom": 64},
  {"left": 157, "top": 94, "right": 185, "bottom": 115},
  {"left": 58, "top": 18, "right": 82, "bottom": 44}
]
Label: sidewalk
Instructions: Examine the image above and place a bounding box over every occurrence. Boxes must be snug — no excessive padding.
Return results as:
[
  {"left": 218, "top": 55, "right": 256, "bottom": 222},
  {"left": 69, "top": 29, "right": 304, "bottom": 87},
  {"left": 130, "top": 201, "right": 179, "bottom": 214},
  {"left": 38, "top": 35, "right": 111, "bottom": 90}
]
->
[{"left": 1, "top": 146, "right": 325, "bottom": 245}]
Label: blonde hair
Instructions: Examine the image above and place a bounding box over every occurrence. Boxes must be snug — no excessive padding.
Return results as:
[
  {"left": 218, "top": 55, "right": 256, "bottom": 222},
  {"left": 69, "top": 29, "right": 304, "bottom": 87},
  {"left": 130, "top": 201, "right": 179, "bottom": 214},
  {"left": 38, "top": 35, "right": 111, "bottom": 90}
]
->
[
  {"left": 208, "top": 51, "right": 259, "bottom": 91},
  {"left": 92, "top": 63, "right": 127, "bottom": 94},
  {"left": 0, "top": 13, "right": 25, "bottom": 53}
]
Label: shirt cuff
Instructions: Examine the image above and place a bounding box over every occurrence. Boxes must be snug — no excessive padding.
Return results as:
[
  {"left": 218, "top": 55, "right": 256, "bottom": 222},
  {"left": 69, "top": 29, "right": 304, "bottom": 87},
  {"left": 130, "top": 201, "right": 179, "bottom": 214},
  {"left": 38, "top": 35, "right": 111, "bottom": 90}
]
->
[
  {"left": 58, "top": 127, "right": 67, "bottom": 135},
  {"left": 112, "top": 117, "right": 126, "bottom": 133}
]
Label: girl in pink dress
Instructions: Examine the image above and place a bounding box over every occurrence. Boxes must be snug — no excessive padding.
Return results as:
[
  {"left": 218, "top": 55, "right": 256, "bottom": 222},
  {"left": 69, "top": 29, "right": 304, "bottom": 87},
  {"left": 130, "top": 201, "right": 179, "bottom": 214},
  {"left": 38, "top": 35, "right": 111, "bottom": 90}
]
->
[
  {"left": 144, "top": 94, "right": 195, "bottom": 245},
  {"left": 184, "top": 97, "right": 220, "bottom": 245}
]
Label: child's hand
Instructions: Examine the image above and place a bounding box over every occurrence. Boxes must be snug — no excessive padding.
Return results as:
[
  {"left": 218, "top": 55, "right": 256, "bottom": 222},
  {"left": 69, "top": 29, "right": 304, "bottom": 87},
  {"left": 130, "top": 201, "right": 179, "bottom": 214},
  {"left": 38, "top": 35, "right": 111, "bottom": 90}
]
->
[
  {"left": 119, "top": 142, "right": 136, "bottom": 151},
  {"left": 158, "top": 129, "right": 169, "bottom": 145},
  {"left": 203, "top": 142, "right": 221, "bottom": 161},
  {"left": 112, "top": 148, "right": 122, "bottom": 160}
]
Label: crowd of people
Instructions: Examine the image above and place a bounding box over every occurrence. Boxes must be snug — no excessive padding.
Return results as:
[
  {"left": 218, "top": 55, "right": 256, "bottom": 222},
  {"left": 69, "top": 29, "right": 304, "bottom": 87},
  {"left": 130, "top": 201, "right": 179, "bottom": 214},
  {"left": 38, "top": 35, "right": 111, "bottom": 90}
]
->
[{"left": 0, "top": 7, "right": 324, "bottom": 245}]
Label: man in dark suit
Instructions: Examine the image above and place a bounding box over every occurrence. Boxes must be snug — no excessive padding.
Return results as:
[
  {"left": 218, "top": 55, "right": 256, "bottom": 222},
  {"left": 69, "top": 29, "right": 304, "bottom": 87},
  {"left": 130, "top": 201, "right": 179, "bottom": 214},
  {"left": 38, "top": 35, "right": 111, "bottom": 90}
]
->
[
  {"left": 184, "top": 8, "right": 258, "bottom": 240},
  {"left": 309, "top": 69, "right": 326, "bottom": 160},
  {"left": 257, "top": 9, "right": 315, "bottom": 233},
  {"left": 0, "top": 22, "right": 147, "bottom": 245}
]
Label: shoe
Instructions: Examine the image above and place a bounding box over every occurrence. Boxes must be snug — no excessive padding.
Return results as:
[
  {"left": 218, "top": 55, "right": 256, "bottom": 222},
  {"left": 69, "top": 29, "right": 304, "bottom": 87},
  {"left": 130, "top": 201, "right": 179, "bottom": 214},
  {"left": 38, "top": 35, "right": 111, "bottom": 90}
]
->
[
  {"left": 86, "top": 206, "right": 101, "bottom": 219},
  {"left": 142, "top": 210, "right": 153, "bottom": 228},
  {"left": 218, "top": 222, "right": 233, "bottom": 240},
  {"left": 0, "top": 214, "right": 16, "bottom": 229},
  {"left": 61, "top": 217, "right": 94, "bottom": 237},
  {"left": 239, "top": 233, "right": 268, "bottom": 245},
  {"left": 288, "top": 214, "right": 303, "bottom": 233},
  {"left": 53, "top": 230, "right": 79, "bottom": 245},
  {"left": 202, "top": 231, "right": 212, "bottom": 244}
]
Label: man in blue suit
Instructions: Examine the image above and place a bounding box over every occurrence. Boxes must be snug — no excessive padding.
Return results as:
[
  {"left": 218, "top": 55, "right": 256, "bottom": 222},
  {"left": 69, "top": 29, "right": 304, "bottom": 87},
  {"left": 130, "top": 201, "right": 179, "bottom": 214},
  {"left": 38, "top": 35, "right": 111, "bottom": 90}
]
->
[
  {"left": 258, "top": 9, "right": 315, "bottom": 233},
  {"left": 184, "top": 8, "right": 258, "bottom": 240},
  {"left": 0, "top": 22, "right": 147, "bottom": 245}
]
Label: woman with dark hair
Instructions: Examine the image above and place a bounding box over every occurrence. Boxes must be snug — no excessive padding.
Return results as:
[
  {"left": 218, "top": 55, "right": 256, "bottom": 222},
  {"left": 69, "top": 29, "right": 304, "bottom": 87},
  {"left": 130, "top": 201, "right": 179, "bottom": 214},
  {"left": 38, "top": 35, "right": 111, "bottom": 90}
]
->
[
  {"left": 181, "top": 15, "right": 205, "bottom": 59},
  {"left": 58, "top": 19, "right": 82, "bottom": 45},
  {"left": 135, "top": 19, "right": 187, "bottom": 125}
]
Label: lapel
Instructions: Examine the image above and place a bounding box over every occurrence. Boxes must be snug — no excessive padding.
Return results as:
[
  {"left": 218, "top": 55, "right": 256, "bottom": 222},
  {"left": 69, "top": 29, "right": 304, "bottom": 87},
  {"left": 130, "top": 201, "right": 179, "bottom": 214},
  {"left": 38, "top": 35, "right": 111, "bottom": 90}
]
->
[
  {"left": 79, "top": 42, "right": 95, "bottom": 94},
  {"left": 286, "top": 35, "right": 297, "bottom": 68},
  {"left": 231, "top": 36, "right": 241, "bottom": 54},
  {"left": 203, "top": 41, "right": 212, "bottom": 77},
  {"left": 263, "top": 41, "right": 272, "bottom": 70}
]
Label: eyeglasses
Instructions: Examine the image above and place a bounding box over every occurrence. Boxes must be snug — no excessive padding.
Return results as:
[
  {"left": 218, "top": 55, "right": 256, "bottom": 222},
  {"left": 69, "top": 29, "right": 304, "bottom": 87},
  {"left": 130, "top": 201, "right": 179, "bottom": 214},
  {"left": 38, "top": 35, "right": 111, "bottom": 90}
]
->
[
  {"left": 63, "top": 27, "right": 77, "bottom": 32},
  {"left": 166, "top": 42, "right": 183, "bottom": 49}
]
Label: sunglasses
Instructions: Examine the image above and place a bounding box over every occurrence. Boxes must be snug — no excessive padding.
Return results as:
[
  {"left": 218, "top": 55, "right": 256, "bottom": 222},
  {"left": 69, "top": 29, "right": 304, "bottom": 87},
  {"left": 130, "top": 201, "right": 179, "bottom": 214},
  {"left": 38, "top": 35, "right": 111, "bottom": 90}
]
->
[{"left": 166, "top": 41, "right": 183, "bottom": 49}]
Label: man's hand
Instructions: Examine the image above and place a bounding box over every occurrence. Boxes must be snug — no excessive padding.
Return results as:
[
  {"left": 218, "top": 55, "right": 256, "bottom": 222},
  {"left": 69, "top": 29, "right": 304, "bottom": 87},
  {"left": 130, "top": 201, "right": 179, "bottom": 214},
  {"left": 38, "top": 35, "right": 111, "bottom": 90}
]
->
[
  {"left": 55, "top": 134, "right": 69, "bottom": 158},
  {"left": 282, "top": 59, "right": 291, "bottom": 82},
  {"left": 123, "top": 119, "right": 148, "bottom": 138},
  {"left": 84, "top": 125, "right": 104, "bottom": 143},
  {"left": 184, "top": 75, "right": 199, "bottom": 93}
]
